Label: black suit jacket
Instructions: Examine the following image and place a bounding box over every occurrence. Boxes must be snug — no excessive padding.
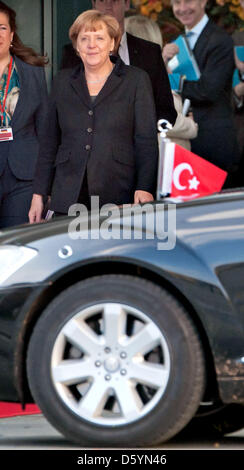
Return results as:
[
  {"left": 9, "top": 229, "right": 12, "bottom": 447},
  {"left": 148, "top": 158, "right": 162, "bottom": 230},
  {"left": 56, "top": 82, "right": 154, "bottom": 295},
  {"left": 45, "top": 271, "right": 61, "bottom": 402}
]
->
[
  {"left": 0, "top": 55, "right": 48, "bottom": 179},
  {"left": 34, "top": 57, "right": 159, "bottom": 213},
  {"left": 182, "top": 20, "right": 239, "bottom": 171},
  {"left": 61, "top": 33, "right": 177, "bottom": 125}
]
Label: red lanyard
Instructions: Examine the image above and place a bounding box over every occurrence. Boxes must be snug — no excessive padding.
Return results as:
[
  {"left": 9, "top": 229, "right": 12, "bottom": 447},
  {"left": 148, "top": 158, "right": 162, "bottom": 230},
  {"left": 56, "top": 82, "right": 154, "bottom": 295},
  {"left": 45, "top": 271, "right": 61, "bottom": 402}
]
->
[{"left": 0, "top": 56, "right": 13, "bottom": 127}]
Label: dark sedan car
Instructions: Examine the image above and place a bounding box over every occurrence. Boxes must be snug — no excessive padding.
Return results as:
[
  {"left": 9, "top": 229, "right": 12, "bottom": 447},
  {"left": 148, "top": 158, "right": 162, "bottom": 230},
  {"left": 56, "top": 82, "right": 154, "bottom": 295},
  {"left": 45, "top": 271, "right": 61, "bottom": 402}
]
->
[{"left": 0, "top": 191, "right": 244, "bottom": 446}]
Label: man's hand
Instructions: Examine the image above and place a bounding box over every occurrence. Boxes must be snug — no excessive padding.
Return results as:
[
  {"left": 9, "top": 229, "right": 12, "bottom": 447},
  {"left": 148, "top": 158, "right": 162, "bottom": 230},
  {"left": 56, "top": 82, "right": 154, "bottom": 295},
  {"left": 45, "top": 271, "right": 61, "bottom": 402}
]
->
[
  {"left": 29, "top": 194, "right": 44, "bottom": 224},
  {"left": 134, "top": 190, "right": 154, "bottom": 204},
  {"left": 234, "top": 82, "right": 244, "bottom": 98},
  {"left": 162, "top": 43, "right": 179, "bottom": 65}
]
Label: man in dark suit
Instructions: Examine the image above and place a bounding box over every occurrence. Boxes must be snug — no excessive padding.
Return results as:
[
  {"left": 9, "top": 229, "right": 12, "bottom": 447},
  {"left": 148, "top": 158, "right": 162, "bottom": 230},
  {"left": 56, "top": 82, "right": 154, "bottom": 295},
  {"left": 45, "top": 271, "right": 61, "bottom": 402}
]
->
[
  {"left": 164, "top": 0, "right": 239, "bottom": 174},
  {"left": 61, "top": 0, "right": 177, "bottom": 126}
]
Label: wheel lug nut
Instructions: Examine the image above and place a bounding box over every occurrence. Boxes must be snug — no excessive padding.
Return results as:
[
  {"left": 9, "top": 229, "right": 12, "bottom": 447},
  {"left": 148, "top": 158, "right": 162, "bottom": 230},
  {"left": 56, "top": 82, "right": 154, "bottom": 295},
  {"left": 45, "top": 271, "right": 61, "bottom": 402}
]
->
[
  {"left": 120, "top": 369, "right": 127, "bottom": 376},
  {"left": 105, "top": 374, "right": 111, "bottom": 381},
  {"left": 95, "top": 361, "right": 101, "bottom": 367},
  {"left": 120, "top": 352, "right": 127, "bottom": 359},
  {"left": 104, "top": 347, "right": 111, "bottom": 354}
]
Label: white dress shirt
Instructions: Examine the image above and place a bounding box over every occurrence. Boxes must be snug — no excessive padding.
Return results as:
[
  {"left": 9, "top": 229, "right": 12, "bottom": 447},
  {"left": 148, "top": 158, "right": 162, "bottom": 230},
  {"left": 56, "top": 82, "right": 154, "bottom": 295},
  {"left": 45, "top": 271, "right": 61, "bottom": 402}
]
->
[
  {"left": 118, "top": 32, "right": 130, "bottom": 65},
  {"left": 185, "top": 14, "right": 209, "bottom": 50}
]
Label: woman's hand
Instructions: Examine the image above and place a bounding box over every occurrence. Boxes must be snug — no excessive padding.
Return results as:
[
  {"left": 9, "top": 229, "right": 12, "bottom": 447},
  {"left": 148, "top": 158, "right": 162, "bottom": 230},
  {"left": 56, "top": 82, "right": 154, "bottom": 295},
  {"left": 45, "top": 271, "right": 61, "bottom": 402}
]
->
[
  {"left": 134, "top": 190, "right": 154, "bottom": 204},
  {"left": 29, "top": 194, "right": 44, "bottom": 224}
]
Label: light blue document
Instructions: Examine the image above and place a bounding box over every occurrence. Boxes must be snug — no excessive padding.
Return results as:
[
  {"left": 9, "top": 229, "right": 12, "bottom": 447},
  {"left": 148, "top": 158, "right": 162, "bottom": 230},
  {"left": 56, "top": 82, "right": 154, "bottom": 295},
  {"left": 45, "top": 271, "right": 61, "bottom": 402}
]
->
[{"left": 168, "top": 35, "right": 201, "bottom": 81}]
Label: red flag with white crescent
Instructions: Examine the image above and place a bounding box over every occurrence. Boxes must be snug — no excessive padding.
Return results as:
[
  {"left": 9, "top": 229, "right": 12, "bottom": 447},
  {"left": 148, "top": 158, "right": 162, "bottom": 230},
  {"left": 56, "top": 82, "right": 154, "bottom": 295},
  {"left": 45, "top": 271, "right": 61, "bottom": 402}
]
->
[{"left": 160, "top": 143, "right": 227, "bottom": 200}]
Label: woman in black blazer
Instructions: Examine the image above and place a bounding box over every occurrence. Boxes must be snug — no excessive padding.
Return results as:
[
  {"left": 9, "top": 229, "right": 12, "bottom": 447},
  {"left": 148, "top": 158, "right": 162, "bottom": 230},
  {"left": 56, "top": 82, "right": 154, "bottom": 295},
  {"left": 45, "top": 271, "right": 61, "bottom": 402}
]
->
[
  {"left": 29, "top": 10, "right": 158, "bottom": 222},
  {"left": 0, "top": 1, "right": 48, "bottom": 228}
]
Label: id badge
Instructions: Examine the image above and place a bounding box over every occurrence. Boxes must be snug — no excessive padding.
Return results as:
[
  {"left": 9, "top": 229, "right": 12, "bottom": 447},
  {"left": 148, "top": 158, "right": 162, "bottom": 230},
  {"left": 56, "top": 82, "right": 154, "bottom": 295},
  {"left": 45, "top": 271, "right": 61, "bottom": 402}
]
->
[{"left": 0, "top": 127, "right": 13, "bottom": 141}]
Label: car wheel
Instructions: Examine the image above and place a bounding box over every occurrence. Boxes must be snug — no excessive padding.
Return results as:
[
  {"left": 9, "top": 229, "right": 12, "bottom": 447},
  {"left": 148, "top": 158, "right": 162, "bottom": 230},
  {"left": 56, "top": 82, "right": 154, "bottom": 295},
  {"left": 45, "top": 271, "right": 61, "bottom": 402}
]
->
[
  {"left": 27, "top": 275, "right": 206, "bottom": 447},
  {"left": 179, "top": 402, "right": 244, "bottom": 437}
]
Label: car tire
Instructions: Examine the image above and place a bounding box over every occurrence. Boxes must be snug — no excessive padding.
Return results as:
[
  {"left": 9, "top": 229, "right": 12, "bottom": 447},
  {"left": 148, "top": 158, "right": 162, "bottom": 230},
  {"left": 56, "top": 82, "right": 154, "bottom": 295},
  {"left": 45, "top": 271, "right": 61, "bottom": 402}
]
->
[
  {"left": 179, "top": 403, "right": 244, "bottom": 437},
  {"left": 27, "top": 275, "right": 206, "bottom": 447}
]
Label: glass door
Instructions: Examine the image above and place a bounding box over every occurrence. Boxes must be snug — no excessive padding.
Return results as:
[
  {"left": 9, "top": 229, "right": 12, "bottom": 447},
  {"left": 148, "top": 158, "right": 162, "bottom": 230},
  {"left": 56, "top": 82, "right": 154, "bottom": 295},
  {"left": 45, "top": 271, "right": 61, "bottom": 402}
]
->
[
  {"left": 6, "top": 0, "right": 52, "bottom": 87},
  {"left": 53, "top": 0, "right": 92, "bottom": 75},
  {"left": 5, "top": 0, "right": 92, "bottom": 86}
]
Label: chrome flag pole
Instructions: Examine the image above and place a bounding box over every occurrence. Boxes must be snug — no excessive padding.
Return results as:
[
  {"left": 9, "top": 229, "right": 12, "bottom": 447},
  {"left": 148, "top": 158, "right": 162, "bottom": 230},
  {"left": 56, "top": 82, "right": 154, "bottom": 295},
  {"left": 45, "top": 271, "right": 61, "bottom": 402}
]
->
[{"left": 157, "top": 119, "right": 173, "bottom": 200}]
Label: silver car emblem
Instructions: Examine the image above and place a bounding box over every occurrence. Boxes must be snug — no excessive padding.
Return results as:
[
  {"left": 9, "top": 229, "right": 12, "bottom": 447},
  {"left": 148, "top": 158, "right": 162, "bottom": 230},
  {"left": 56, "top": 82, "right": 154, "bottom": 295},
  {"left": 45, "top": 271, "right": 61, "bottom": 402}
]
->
[{"left": 58, "top": 245, "right": 73, "bottom": 259}]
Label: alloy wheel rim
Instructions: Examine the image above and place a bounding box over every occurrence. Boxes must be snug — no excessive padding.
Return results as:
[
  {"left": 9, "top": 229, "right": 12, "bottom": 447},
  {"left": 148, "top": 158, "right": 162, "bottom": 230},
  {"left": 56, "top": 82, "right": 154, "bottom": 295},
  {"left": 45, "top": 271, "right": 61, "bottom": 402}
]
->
[{"left": 51, "top": 302, "right": 171, "bottom": 426}]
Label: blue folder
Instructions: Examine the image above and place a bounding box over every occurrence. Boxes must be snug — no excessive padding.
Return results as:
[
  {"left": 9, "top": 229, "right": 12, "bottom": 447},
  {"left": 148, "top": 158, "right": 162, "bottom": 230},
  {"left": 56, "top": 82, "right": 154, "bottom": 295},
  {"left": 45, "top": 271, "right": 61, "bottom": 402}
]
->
[
  {"left": 168, "top": 73, "right": 183, "bottom": 92},
  {"left": 168, "top": 35, "right": 201, "bottom": 82},
  {"left": 235, "top": 46, "right": 244, "bottom": 62},
  {"left": 233, "top": 68, "right": 240, "bottom": 88}
]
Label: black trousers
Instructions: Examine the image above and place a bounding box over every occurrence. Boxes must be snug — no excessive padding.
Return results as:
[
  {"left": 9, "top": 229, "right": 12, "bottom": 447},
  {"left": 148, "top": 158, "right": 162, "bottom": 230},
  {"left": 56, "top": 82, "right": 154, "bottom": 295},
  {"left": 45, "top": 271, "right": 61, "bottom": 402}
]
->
[{"left": 0, "top": 162, "right": 33, "bottom": 229}]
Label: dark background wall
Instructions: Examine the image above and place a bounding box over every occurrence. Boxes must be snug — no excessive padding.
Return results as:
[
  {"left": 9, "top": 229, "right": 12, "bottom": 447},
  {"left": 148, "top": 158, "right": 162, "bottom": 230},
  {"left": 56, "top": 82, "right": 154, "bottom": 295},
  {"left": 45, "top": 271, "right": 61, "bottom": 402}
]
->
[{"left": 55, "top": 0, "right": 92, "bottom": 70}]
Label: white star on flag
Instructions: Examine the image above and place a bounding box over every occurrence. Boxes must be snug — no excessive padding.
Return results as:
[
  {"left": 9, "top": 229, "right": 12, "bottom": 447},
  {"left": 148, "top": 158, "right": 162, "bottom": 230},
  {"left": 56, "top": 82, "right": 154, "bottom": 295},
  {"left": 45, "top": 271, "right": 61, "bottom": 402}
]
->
[{"left": 188, "top": 176, "right": 200, "bottom": 190}]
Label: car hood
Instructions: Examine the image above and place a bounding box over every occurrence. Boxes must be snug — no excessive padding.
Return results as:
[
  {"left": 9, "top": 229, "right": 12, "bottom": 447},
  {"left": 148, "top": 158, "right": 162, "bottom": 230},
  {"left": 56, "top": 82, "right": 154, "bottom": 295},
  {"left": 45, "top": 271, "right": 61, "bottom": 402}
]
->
[{"left": 0, "top": 191, "right": 243, "bottom": 246}]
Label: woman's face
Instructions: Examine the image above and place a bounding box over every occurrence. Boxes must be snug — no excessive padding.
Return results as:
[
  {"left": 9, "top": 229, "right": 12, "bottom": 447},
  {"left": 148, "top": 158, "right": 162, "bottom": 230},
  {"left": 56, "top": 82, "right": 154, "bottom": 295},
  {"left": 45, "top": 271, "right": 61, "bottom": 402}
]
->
[
  {"left": 0, "top": 12, "right": 13, "bottom": 60},
  {"left": 76, "top": 22, "right": 114, "bottom": 70}
]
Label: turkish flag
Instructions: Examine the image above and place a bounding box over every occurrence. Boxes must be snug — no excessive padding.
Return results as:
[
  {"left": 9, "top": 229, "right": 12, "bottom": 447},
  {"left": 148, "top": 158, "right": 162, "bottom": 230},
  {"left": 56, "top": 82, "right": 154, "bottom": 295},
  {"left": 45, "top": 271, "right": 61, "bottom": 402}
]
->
[{"left": 158, "top": 141, "right": 227, "bottom": 201}]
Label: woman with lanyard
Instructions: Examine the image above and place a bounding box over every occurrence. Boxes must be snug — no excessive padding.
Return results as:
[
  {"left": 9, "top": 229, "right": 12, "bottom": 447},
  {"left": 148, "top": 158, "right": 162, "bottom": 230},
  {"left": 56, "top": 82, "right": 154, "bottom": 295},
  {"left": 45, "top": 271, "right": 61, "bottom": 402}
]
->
[{"left": 0, "top": 1, "right": 48, "bottom": 228}]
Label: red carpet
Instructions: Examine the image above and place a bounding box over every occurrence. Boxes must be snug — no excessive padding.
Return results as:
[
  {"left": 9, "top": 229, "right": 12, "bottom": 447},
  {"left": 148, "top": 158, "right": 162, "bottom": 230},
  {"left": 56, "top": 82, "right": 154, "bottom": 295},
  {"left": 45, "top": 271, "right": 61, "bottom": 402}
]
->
[{"left": 0, "top": 402, "right": 41, "bottom": 418}]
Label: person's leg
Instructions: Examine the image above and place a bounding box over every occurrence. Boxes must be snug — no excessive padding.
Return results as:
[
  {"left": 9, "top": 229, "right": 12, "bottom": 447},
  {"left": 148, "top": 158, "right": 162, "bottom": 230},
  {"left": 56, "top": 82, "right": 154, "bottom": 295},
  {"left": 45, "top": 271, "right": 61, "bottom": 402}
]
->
[{"left": 0, "top": 164, "right": 33, "bottom": 229}]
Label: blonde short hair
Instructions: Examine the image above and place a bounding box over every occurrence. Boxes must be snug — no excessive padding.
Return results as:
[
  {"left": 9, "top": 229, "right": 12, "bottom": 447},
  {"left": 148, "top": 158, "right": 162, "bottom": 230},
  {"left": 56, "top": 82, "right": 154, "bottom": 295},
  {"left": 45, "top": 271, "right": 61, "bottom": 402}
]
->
[
  {"left": 69, "top": 10, "right": 121, "bottom": 53},
  {"left": 125, "top": 15, "right": 163, "bottom": 49}
]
